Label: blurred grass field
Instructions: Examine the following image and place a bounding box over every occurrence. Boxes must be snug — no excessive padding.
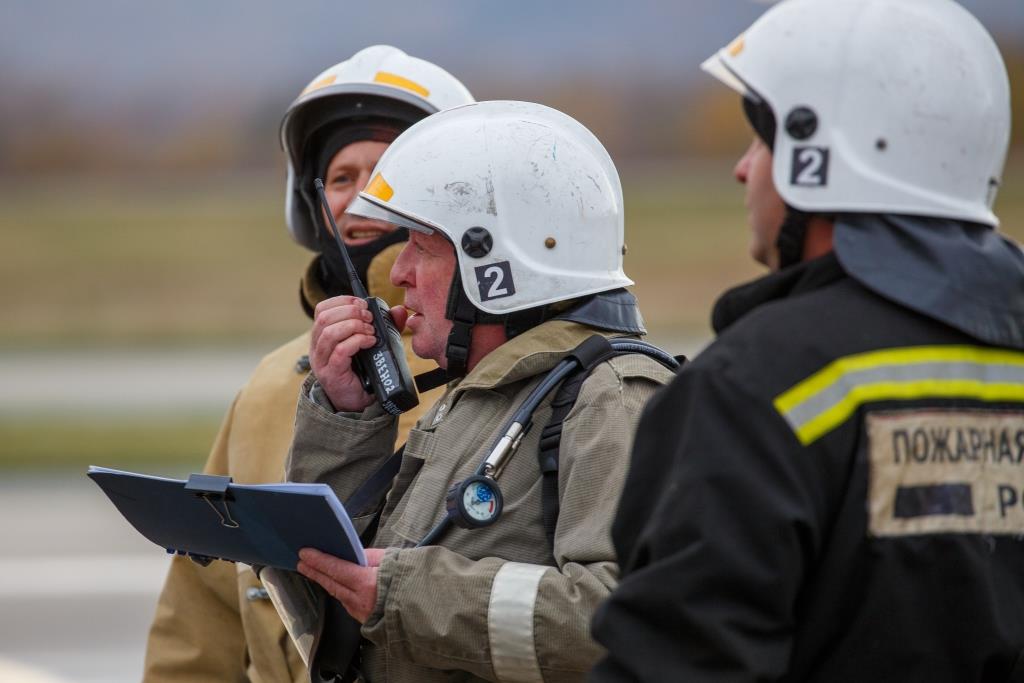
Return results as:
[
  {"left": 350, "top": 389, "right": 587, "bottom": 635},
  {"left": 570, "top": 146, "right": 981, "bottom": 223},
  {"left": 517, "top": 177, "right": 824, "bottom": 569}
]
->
[
  {"left": 4, "top": 158, "right": 1022, "bottom": 345},
  {"left": 2, "top": 156, "right": 1022, "bottom": 469},
  {"left": 0, "top": 416, "right": 221, "bottom": 470},
  {"left": 0, "top": 162, "right": 753, "bottom": 347}
]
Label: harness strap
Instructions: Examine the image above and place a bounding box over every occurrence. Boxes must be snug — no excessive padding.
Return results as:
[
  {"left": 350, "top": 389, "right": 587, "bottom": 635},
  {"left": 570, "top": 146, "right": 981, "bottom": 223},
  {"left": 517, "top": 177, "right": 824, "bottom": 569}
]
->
[
  {"left": 316, "top": 444, "right": 420, "bottom": 683},
  {"left": 414, "top": 367, "right": 450, "bottom": 393},
  {"left": 537, "top": 369, "right": 590, "bottom": 549},
  {"left": 445, "top": 299, "right": 475, "bottom": 378},
  {"left": 344, "top": 445, "right": 405, "bottom": 519},
  {"left": 536, "top": 336, "right": 685, "bottom": 551}
]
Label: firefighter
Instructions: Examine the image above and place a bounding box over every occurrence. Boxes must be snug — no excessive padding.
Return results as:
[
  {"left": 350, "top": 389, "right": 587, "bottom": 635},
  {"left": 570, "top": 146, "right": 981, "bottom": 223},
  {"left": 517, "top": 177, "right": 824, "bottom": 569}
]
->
[
  {"left": 142, "top": 46, "right": 473, "bottom": 683},
  {"left": 591, "top": 0, "right": 1024, "bottom": 680},
  {"left": 264, "top": 100, "right": 677, "bottom": 682}
]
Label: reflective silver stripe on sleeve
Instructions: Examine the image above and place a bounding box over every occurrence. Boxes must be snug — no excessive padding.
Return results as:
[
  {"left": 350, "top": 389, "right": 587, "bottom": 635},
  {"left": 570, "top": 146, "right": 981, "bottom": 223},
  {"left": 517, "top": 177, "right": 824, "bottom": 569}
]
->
[{"left": 488, "top": 562, "right": 551, "bottom": 682}]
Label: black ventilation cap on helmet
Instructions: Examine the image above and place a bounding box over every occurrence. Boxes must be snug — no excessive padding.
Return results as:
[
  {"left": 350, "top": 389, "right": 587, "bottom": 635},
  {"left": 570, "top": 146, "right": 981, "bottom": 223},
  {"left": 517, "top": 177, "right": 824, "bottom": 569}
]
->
[
  {"left": 461, "top": 227, "right": 493, "bottom": 258},
  {"left": 785, "top": 106, "right": 818, "bottom": 140}
]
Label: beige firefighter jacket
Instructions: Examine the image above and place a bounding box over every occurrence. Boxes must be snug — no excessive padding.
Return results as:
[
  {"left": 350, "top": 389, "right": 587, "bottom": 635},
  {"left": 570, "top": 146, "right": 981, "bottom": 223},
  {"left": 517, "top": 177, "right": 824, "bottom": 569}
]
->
[
  {"left": 274, "top": 319, "right": 675, "bottom": 682},
  {"left": 143, "top": 249, "right": 444, "bottom": 683}
]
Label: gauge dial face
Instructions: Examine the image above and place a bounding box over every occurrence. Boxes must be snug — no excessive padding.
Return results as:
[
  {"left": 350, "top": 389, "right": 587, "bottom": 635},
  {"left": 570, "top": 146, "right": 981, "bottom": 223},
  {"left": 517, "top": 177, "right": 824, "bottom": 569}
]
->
[{"left": 462, "top": 480, "right": 497, "bottom": 522}]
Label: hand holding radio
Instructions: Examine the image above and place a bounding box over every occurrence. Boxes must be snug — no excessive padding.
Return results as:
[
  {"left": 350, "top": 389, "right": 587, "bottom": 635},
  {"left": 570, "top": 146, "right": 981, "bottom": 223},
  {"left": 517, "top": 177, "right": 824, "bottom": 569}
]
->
[
  {"left": 310, "top": 296, "right": 389, "bottom": 411},
  {"left": 311, "top": 179, "right": 420, "bottom": 415}
]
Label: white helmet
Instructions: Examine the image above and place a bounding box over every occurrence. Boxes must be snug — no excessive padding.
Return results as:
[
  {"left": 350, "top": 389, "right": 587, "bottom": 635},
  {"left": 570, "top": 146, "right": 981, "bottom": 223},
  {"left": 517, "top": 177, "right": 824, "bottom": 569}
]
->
[
  {"left": 281, "top": 45, "right": 474, "bottom": 250},
  {"left": 701, "top": 0, "right": 1011, "bottom": 227},
  {"left": 347, "top": 100, "right": 632, "bottom": 316}
]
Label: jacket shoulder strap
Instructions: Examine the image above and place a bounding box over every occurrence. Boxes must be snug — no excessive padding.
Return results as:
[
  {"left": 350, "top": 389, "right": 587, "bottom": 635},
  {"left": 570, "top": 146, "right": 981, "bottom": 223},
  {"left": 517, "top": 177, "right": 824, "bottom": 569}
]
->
[
  {"left": 536, "top": 367, "right": 591, "bottom": 550},
  {"left": 536, "top": 336, "right": 683, "bottom": 551}
]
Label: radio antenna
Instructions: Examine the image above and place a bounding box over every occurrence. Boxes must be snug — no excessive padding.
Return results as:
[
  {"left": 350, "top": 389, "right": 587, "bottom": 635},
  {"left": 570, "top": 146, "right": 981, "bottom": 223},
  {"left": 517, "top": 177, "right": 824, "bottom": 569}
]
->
[{"left": 313, "top": 178, "right": 369, "bottom": 299}]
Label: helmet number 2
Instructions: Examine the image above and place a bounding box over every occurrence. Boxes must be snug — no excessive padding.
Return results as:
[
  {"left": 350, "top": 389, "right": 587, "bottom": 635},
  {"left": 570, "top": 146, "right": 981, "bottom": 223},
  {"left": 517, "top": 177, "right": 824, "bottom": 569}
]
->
[
  {"left": 791, "top": 146, "right": 830, "bottom": 187},
  {"left": 475, "top": 261, "right": 516, "bottom": 302}
]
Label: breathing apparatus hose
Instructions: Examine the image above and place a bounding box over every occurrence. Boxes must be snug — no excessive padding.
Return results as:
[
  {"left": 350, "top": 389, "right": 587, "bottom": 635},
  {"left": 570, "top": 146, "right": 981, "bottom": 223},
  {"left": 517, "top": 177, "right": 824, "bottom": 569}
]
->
[{"left": 414, "top": 338, "right": 678, "bottom": 547}]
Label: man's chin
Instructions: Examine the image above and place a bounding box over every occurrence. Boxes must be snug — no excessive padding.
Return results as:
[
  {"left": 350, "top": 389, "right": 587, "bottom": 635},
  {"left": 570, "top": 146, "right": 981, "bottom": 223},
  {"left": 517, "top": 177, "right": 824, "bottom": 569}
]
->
[{"left": 410, "top": 334, "right": 442, "bottom": 365}]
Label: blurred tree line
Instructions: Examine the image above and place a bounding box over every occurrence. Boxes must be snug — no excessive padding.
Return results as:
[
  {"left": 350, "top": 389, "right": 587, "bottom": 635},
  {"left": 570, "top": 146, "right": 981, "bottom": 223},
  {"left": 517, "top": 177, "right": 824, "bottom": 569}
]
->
[{"left": 3, "top": 44, "right": 1021, "bottom": 177}]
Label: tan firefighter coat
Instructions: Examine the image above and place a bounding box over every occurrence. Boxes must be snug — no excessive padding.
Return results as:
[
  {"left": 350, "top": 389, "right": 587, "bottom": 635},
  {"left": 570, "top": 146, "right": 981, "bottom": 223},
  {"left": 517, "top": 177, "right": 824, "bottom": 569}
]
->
[
  {"left": 271, "top": 320, "right": 675, "bottom": 682},
  {"left": 143, "top": 248, "right": 443, "bottom": 683}
]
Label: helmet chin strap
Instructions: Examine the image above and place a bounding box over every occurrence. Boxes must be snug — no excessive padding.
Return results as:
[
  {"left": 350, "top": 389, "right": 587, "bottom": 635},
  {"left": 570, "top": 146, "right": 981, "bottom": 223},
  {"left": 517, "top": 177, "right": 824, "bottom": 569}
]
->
[
  {"left": 444, "top": 279, "right": 477, "bottom": 377},
  {"left": 401, "top": 271, "right": 481, "bottom": 392},
  {"left": 441, "top": 267, "right": 554, "bottom": 378},
  {"left": 775, "top": 206, "right": 810, "bottom": 270},
  {"left": 443, "top": 268, "right": 502, "bottom": 378}
]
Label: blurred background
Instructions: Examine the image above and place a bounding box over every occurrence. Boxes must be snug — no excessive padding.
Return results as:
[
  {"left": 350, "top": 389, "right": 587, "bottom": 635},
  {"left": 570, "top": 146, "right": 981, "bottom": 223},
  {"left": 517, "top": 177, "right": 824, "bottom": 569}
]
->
[{"left": 1, "top": 1, "right": 1022, "bottom": 680}]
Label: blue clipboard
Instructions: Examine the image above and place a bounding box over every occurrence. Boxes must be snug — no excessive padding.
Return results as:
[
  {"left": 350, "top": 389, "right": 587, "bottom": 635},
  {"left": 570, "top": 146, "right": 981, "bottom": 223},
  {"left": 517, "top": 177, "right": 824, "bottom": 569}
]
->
[{"left": 88, "top": 466, "right": 366, "bottom": 570}]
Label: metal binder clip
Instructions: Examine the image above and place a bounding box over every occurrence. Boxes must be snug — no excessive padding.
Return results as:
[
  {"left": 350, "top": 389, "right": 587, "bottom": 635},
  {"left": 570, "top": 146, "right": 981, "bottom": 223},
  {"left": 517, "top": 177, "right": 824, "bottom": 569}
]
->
[{"left": 185, "top": 473, "right": 240, "bottom": 529}]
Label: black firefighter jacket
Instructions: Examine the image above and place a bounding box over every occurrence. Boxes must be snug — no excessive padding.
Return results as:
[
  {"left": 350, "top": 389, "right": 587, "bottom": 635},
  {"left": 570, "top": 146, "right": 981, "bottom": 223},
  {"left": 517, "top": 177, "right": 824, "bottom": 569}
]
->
[{"left": 591, "top": 252, "right": 1024, "bottom": 682}]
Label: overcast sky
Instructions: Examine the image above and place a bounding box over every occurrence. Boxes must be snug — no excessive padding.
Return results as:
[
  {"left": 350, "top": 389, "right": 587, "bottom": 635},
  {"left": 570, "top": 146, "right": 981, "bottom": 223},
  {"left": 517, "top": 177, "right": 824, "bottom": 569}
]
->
[{"left": 5, "top": 0, "right": 1022, "bottom": 112}]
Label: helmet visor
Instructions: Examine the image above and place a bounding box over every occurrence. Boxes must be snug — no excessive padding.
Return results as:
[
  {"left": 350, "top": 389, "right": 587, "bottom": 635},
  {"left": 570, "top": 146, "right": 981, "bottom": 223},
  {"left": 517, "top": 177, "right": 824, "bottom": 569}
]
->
[
  {"left": 700, "top": 53, "right": 752, "bottom": 98},
  {"left": 347, "top": 194, "right": 440, "bottom": 236}
]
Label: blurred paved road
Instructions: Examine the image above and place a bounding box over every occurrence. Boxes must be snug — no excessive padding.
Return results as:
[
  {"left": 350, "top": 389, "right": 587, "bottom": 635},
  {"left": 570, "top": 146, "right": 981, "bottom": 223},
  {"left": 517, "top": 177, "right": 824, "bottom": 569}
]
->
[
  {"left": 0, "top": 334, "right": 707, "bottom": 417},
  {"left": 0, "top": 334, "right": 709, "bottom": 681},
  {"left": 0, "top": 348, "right": 270, "bottom": 416},
  {"left": 0, "top": 471, "right": 174, "bottom": 683}
]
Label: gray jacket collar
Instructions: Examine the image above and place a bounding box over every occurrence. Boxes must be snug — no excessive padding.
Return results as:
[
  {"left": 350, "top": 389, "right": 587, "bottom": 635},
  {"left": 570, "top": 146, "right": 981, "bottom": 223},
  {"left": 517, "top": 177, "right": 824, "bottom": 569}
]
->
[{"left": 834, "top": 214, "right": 1024, "bottom": 349}]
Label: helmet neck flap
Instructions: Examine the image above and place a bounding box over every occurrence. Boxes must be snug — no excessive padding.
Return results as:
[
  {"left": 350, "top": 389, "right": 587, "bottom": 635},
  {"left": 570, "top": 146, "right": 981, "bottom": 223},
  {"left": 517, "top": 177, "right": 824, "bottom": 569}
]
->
[{"left": 441, "top": 269, "right": 646, "bottom": 378}]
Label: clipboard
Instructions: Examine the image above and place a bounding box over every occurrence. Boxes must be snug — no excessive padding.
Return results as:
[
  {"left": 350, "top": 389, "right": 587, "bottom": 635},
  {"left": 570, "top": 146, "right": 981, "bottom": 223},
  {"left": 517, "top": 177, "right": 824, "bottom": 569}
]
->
[{"left": 88, "top": 466, "right": 366, "bottom": 570}]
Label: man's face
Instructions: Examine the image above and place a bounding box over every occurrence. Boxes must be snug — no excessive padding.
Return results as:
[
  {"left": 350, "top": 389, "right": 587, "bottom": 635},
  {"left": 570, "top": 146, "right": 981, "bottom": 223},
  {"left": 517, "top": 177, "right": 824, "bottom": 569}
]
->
[
  {"left": 734, "top": 136, "right": 787, "bottom": 270},
  {"left": 390, "top": 230, "right": 457, "bottom": 365},
  {"left": 322, "top": 139, "right": 397, "bottom": 246}
]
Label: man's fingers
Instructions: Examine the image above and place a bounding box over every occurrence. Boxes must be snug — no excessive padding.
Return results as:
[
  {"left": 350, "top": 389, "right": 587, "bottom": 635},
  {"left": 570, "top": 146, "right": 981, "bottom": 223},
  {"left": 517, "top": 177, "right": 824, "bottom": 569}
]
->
[
  {"left": 325, "top": 333, "right": 377, "bottom": 370},
  {"left": 311, "top": 320, "right": 376, "bottom": 370},
  {"left": 299, "top": 547, "right": 358, "bottom": 578},
  {"left": 297, "top": 561, "right": 359, "bottom": 604},
  {"left": 296, "top": 549, "right": 362, "bottom": 597},
  {"left": 302, "top": 546, "right": 385, "bottom": 568},
  {"left": 297, "top": 548, "right": 379, "bottom": 622},
  {"left": 313, "top": 295, "right": 364, "bottom": 320},
  {"left": 318, "top": 319, "right": 376, "bottom": 355},
  {"left": 364, "top": 548, "right": 387, "bottom": 567},
  {"left": 312, "top": 303, "right": 373, "bottom": 345}
]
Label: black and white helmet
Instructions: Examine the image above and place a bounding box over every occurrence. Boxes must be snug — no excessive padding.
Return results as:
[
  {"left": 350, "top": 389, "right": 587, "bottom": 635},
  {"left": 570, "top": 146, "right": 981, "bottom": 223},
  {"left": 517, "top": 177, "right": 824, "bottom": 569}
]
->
[{"left": 280, "top": 45, "right": 474, "bottom": 250}]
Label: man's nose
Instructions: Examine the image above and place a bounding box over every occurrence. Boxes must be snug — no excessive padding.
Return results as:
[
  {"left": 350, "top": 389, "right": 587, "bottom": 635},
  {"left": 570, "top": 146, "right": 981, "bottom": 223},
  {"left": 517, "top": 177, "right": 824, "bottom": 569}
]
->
[
  {"left": 390, "top": 242, "right": 415, "bottom": 289},
  {"left": 734, "top": 152, "right": 751, "bottom": 184},
  {"left": 734, "top": 139, "right": 757, "bottom": 184}
]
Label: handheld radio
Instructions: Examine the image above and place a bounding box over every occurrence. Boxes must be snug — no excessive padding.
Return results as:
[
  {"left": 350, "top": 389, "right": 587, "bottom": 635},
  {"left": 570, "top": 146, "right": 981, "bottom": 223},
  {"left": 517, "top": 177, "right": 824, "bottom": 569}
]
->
[{"left": 313, "top": 178, "right": 419, "bottom": 415}]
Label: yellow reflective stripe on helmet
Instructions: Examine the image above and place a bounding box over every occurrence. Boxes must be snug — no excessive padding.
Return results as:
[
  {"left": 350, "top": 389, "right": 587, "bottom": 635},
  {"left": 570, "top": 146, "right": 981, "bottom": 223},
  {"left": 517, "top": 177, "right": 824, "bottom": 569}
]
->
[
  {"left": 373, "top": 71, "right": 430, "bottom": 98},
  {"left": 301, "top": 74, "right": 337, "bottom": 96},
  {"left": 727, "top": 35, "right": 745, "bottom": 57},
  {"left": 774, "top": 346, "right": 1024, "bottom": 446},
  {"left": 365, "top": 173, "right": 394, "bottom": 202}
]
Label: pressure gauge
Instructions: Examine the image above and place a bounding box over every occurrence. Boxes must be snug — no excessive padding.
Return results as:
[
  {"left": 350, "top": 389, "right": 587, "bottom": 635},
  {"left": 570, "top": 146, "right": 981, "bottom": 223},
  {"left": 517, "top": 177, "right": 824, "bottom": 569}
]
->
[{"left": 445, "top": 475, "right": 504, "bottom": 529}]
